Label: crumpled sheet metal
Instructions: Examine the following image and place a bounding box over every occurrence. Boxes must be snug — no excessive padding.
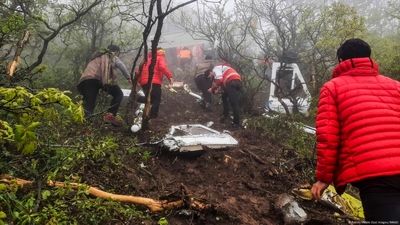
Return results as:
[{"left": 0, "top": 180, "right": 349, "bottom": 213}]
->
[
  {"left": 183, "top": 84, "right": 202, "bottom": 100},
  {"left": 275, "top": 193, "right": 308, "bottom": 224},
  {"left": 292, "top": 185, "right": 364, "bottom": 220},
  {"left": 162, "top": 124, "right": 238, "bottom": 152}
]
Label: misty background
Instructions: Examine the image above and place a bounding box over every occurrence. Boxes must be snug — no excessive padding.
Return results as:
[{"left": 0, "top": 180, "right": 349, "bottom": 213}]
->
[{"left": 1, "top": 0, "right": 399, "bottom": 111}]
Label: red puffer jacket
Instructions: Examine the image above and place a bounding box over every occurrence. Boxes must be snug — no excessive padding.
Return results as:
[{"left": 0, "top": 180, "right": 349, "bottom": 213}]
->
[
  {"left": 316, "top": 57, "right": 400, "bottom": 192},
  {"left": 138, "top": 49, "right": 173, "bottom": 86}
]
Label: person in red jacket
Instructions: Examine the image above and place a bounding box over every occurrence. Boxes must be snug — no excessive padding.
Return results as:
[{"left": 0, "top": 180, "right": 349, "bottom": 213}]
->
[
  {"left": 311, "top": 38, "right": 400, "bottom": 222},
  {"left": 136, "top": 47, "right": 173, "bottom": 119},
  {"left": 209, "top": 65, "right": 242, "bottom": 128}
]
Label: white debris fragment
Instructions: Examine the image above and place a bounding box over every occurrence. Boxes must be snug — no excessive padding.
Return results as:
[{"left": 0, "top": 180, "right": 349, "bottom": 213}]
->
[
  {"left": 131, "top": 124, "right": 141, "bottom": 133},
  {"left": 301, "top": 124, "right": 316, "bottom": 135},
  {"left": 183, "top": 84, "right": 203, "bottom": 100},
  {"left": 122, "top": 88, "right": 132, "bottom": 97},
  {"left": 263, "top": 113, "right": 316, "bottom": 135},
  {"left": 120, "top": 89, "right": 145, "bottom": 133},
  {"left": 267, "top": 62, "right": 311, "bottom": 115},
  {"left": 275, "top": 193, "right": 308, "bottom": 224},
  {"left": 206, "top": 121, "right": 214, "bottom": 127},
  {"left": 162, "top": 124, "right": 238, "bottom": 153}
]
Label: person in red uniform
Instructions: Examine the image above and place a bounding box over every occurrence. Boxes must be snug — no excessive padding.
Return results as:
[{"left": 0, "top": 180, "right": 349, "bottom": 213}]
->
[
  {"left": 136, "top": 48, "right": 173, "bottom": 119},
  {"left": 311, "top": 38, "right": 400, "bottom": 222},
  {"left": 209, "top": 65, "right": 242, "bottom": 128}
]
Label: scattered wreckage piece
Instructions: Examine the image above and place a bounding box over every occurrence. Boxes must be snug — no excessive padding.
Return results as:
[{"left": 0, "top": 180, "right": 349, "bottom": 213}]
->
[
  {"left": 275, "top": 193, "right": 308, "bottom": 224},
  {"left": 131, "top": 90, "right": 145, "bottom": 132},
  {"left": 123, "top": 83, "right": 239, "bottom": 153},
  {"left": 161, "top": 124, "right": 239, "bottom": 154},
  {"left": 183, "top": 84, "right": 203, "bottom": 101},
  {"left": 266, "top": 62, "right": 311, "bottom": 115},
  {"left": 292, "top": 185, "right": 364, "bottom": 220},
  {"left": 167, "top": 81, "right": 185, "bottom": 93},
  {"left": 0, "top": 175, "right": 212, "bottom": 213},
  {"left": 121, "top": 88, "right": 145, "bottom": 133},
  {"left": 123, "top": 82, "right": 188, "bottom": 133},
  {"left": 121, "top": 88, "right": 133, "bottom": 98},
  {"left": 262, "top": 113, "right": 316, "bottom": 135},
  {"left": 300, "top": 124, "right": 316, "bottom": 135}
]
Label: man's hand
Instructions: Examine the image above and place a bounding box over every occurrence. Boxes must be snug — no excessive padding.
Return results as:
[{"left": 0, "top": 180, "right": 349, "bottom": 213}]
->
[{"left": 311, "top": 181, "right": 329, "bottom": 200}]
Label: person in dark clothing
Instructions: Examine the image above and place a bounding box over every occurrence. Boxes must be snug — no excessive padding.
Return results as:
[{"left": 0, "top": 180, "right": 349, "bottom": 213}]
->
[
  {"left": 194, "top": 54, "right": 214, "bottom": 111},
  {"left": 77, "top": 44, "right": 130, "bottom": 126},
  {"left": 221, "top": 80, "right": 242, "bottom": 125}
]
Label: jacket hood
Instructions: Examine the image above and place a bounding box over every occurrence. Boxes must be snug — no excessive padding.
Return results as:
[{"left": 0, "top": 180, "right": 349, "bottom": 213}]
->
[
  {"left": 146, "top": 49, "right": 166, "bottom": 59},
  {"left": 332, "top": 57, "right": 379, "bottom": 78},
  {"left": 157, "top": 49, "right": 165, "bottom": 56}
]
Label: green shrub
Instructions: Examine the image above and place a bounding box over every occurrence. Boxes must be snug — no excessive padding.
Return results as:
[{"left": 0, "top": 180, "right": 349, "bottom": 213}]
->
[{"left": 246, "top": 114, "right": 315, "bottom": 160}]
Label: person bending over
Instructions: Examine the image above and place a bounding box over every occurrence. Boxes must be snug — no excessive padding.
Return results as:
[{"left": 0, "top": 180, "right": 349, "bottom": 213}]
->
[{"left": 77, "top": 44, "right": 130, "bottom": 127}]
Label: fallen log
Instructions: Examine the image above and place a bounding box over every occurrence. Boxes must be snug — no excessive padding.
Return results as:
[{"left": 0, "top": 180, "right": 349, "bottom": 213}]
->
[{"left": 0, "top": 174, "right": 211, "bottom": 213}]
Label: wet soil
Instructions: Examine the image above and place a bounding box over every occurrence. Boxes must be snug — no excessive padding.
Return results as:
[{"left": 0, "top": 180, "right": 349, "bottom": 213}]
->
[{"left": 82, "top": 85, "right": 340, "bottom": 225}]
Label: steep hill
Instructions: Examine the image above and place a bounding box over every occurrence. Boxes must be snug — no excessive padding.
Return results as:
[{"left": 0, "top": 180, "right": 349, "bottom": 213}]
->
[{"left": 80, "top": 86, "right": 342, "bottom": 225}]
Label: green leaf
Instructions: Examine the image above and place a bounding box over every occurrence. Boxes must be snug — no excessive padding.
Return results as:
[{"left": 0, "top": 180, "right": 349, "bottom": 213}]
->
[
  {"left": 158, "top": 217, "right": 168, "bottom": 225},
  {"left": 41, "top": 190, "right": 51, "bottom": 200},
  {"left": 14, "top": 124, "right": 25, "bottom": 136},
  {"left": 21, "top": 141, "right": 38, "bottom": 155},
  {"left": 0, "top": 184, "right": 7, "bottom": 191},
  {"left": 0, "top": 211, "right": 6, "bottom": 219},
  {"left": 27, "top": 122, "right": 41, "bottom": 130}
]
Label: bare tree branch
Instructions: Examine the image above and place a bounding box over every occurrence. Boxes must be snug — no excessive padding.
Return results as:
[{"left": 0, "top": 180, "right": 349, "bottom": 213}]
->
[{"left": 27, "top": 0, "right": 103, "bottom": 71}]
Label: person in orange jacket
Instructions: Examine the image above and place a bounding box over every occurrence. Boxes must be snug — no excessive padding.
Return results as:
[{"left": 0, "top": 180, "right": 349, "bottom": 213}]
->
[
  {"left": 136, "top": 48, "right": 173, "bottom": 119},
  {"left": 177, "top": 47, "right": 192, "bottom": 70},
  {"left": 209, "top": 65, "right": 242, "bottom": 128}
]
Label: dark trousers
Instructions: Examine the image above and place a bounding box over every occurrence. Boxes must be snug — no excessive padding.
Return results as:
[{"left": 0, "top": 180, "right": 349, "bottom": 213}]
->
[
  {"left": 138, "top": 84, "right": 162, "bottom": 118},
  {"left": 77, "top": 79, "right": 123, "bottom": 117},
  {"left": 352, "top": 175, "right": 400, "bottom": 222},
  {"left": 221, "top": 80, "right": 242, "bottom": 125},
  {"left": 194, "top": 74, "right": 212, "bottom": 104}
]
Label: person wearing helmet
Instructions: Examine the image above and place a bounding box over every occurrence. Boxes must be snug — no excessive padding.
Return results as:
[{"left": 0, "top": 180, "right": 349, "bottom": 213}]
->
[{"left": 77, "top": 44, "right": 130, "bottom": 126}]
